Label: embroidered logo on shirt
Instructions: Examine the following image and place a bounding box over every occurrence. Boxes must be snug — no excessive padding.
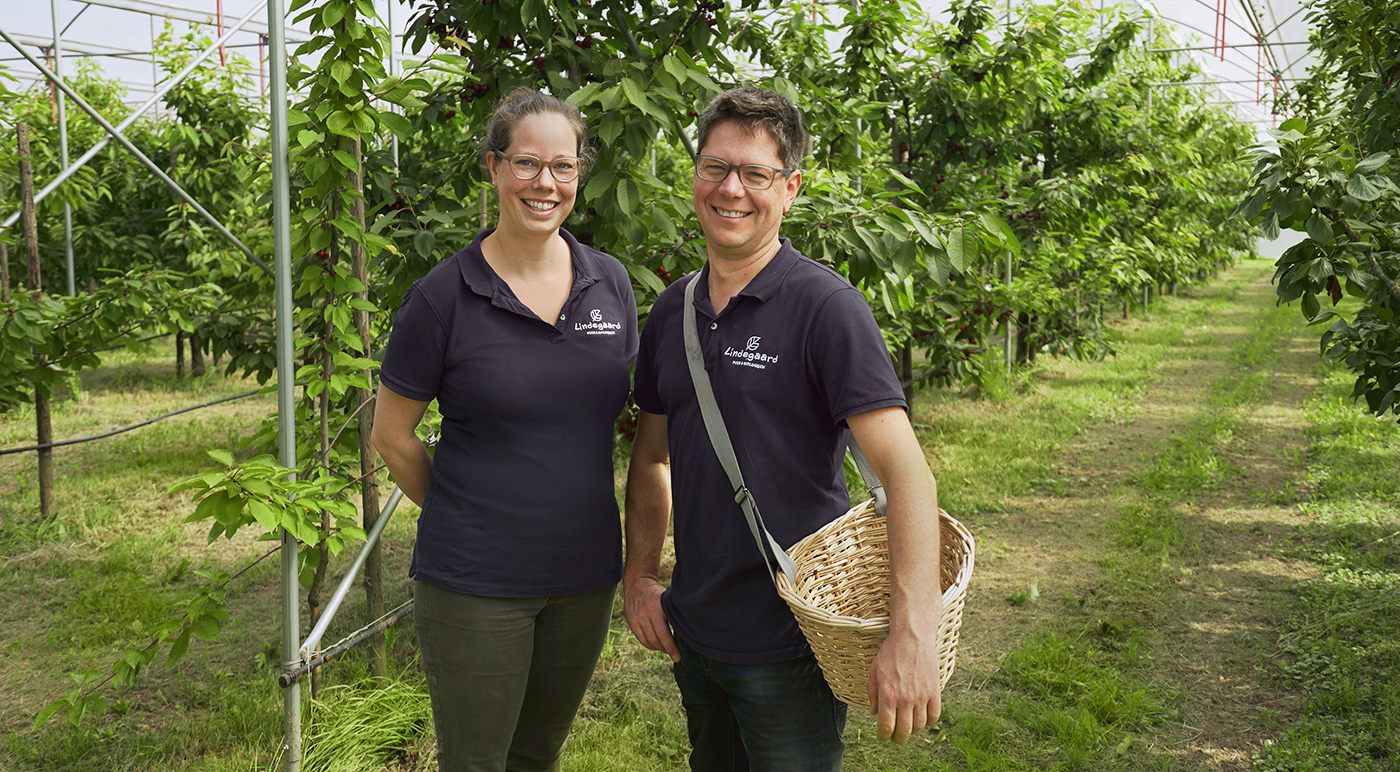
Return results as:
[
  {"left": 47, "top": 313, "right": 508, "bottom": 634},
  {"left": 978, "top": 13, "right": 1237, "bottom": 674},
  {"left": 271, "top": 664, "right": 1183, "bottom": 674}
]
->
[
  {"left": 575, "top": 308, "right": 622, "bottom": 336},
  {"left": 725, "top": 335, "right": 778, "bottom": 369}
]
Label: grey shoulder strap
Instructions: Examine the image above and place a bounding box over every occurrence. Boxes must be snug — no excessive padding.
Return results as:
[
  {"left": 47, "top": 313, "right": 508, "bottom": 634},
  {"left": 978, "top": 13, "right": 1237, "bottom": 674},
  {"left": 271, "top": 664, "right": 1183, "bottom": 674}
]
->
[{"left": 682, "top": 272, "right": 887, "bottom": 588}]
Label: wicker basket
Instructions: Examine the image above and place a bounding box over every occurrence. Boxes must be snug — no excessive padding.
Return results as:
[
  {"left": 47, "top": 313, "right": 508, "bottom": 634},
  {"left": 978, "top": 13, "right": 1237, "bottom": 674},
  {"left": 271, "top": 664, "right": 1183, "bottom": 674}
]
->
[{"left": 775, "top": 500, "right": 975, "bottom": 710}]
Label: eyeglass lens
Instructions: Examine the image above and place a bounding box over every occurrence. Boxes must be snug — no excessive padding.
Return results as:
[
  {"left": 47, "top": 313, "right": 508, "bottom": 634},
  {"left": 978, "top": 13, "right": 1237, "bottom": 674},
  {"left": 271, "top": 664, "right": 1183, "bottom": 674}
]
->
[
  {"left": 695, "top": 156, "right": 779, "bottom": 189},
  {"left": 510, "top": 155, "right": 580, "bottom": 182}
]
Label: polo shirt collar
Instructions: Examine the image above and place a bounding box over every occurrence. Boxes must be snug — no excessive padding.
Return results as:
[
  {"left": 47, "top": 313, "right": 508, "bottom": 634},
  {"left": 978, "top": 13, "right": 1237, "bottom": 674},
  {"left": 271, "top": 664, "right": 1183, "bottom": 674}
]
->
[
  {"left": 695, "top": 237, "right": 801, "bottom": 315},
  {"left": 457, "top": 227, "right": 600, "bottom": 309}
]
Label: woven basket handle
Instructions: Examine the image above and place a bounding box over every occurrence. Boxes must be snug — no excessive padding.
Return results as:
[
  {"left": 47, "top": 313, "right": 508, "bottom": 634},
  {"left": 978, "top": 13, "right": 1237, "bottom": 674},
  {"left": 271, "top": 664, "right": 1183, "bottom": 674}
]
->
[{"left": 682, "top": 272, "right": 885, "bottom": 586}]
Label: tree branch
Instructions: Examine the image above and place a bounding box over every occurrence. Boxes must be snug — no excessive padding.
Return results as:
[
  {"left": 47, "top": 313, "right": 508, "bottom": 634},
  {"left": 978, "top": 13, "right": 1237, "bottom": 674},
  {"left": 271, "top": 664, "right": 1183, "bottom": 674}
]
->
[{"left": 1324, "top": 207, "right": 1400, "bottom": 304}]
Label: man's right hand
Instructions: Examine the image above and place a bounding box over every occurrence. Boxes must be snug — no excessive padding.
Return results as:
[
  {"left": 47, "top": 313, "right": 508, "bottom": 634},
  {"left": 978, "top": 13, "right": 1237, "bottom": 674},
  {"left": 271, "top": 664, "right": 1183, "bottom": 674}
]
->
[{"left": 624, "top": 575, "right": 680, "bottom": 662}]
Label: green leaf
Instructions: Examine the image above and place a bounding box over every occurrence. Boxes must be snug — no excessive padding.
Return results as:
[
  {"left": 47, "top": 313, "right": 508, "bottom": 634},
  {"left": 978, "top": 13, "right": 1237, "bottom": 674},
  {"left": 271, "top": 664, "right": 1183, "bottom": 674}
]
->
[
  {"left": 1345, "top": 174, "right": 1383, "bottom": 201},
  {"left": 627, "top": 263, "right": 666, "bottom": 295},
  {"left": 1278, "top": 117, "right": 1307, "bottom": 134},
  {"left": 33, "top": 698, "right": 68, "bottom": 729},
  {"left": 321, "top": 1, "right": 346, "bottom": 26},
  {"left": 1305, "top": 212, "right": 1334, "bottom": 245},
  {"left": 206, "top": 449, "right": 235, "bottom": 467},
  {"left": 1260, "top": 211, "right": 1280, "bottom": 240},
  {"left": 414, "top": 229, "right": 436, "bottom": 258},
  {"left": 380, "top": 112, "right": 411, "bottom": 141},
  {"left": 617, "top": 178, "right": 637, "bottom": 214},
  {"left": 166, "top": 628, "right": 192, "bottom": 666},
  {"left": 944, "top": 226, "right": 978, "bottom": 271},
  {"left": 248, "top": 500, "right": 278, "bottom": 531},
  {"left": 585, "top": 170, "right": 616, "bottom": 203},
  {"left": 1353, "top": 152, "right": 1389, "bottom": 174},
  {"left": 190, "top": 616, "right": 221, "bottom": 641},
  {"left": 330, "top": 60, "right": 352, "bottom": 85},
  {"left": 1301, "top": 291, "right": 1320, "bottom": 320}
]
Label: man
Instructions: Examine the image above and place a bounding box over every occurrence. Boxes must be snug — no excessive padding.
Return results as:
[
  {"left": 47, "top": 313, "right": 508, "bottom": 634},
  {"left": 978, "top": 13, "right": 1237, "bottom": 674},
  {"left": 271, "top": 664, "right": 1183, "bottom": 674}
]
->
[{"left": 623, "top": 85, "right": 945, "bottom": 771}]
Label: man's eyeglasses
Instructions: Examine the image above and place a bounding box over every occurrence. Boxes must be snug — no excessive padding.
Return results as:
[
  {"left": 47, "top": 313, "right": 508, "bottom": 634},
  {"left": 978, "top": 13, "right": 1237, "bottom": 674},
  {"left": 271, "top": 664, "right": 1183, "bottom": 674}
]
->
[
  {"left": 693, "top": 155, "right": 795, "bottom": 190},
  {"left": 501, "top": 153, "right": 583, "bottom": 183}
]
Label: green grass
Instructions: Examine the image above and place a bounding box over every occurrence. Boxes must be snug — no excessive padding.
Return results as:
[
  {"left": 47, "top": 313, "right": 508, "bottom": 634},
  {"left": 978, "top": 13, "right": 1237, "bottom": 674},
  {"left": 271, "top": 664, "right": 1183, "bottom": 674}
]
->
[
  {"left": 11, "top": 262, "right": 1395, "bottom": 771},
  {"left": 1251, "top": 367, "right": 1400, "bottom": 772}
]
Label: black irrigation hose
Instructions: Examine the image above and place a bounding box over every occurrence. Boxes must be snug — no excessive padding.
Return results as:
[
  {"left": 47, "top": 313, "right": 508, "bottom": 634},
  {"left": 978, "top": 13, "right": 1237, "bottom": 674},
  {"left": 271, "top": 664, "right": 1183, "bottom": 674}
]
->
[
  {"left": 279, "top": 602, "right": 415, "bottom": 688},
  {"left": 0, "top": 389, "right": 262, "bottom": 456},
  {"left": 94, "top": 332, "right": 171, "bottom": 353}
]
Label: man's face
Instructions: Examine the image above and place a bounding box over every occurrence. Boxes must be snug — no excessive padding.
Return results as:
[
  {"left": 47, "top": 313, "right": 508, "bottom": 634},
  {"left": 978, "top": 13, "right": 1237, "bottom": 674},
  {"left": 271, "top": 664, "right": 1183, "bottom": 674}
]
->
[{"left": 692, "top": 120, "right": 801, "bottom": 263}]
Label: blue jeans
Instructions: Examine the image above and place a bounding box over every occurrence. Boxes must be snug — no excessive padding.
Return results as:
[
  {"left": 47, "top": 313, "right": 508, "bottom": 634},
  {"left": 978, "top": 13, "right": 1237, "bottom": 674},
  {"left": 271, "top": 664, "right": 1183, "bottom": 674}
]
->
[{"left": 672, "top": 637, "right": 847, "bottom": 772}]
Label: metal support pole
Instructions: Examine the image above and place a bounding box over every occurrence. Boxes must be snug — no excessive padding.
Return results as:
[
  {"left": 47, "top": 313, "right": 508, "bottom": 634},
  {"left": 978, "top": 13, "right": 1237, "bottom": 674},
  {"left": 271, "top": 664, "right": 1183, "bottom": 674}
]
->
[
  {"left": 1, "top": 1, "right": 271, "bottom": 236},
  {"left": 267, "top": 0, "right": 300, "bottom": 766},
  {"left": 51, "top": 0, "right": 75, "bottom": 296},
  {"left": 1004, "top": 250, "right": 1012, "bottom": 371},
  {"left": 385, "top": 0, "right": 398, "bottom": 172},
  {"left": 299, "top": 487, "right": 405, "bottom": 659}
]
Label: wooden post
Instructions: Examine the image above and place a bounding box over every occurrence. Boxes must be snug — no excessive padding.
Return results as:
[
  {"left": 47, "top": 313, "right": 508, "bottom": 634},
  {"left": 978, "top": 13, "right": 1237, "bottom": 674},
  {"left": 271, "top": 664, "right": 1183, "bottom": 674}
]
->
[
  {"left": 190, "top": 335, "right": 205, "bottom": 376},
  {"left": 1, "top": 176, "right": 9, "bottom": 304},
  {"left": 898, "top": 345, "right": 914, "bottom": 405},
  {"left": 176, "top": 331, "right": 186, "bottom": 379},
  {"left": 348, "top": 137, "right": 385, "bottom": 681},
  {"left": 19, "top": 123, "right": 54, "bottom": 518}
]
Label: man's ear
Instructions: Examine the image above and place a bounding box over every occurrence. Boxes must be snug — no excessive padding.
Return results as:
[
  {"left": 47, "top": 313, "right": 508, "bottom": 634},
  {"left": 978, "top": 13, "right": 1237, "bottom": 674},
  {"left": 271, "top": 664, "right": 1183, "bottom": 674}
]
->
[{"left": 783, "top": 170, "right": 802, "bottom": 213}]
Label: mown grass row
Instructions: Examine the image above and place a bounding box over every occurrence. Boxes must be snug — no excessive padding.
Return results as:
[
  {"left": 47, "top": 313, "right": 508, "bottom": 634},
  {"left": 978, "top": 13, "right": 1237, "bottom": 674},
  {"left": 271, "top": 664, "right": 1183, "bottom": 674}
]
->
[{"left": 1250, "top": 368, "right": 1400, "bottom": 772}]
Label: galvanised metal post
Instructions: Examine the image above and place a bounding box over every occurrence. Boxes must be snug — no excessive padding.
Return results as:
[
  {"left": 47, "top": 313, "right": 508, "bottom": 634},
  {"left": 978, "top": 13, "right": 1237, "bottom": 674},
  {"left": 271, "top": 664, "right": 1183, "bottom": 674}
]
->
[
  {"left": 1005, "top": 250, "right": 1013, "bottom": 370},
  {"left": 50, "top": 0, "right": 75, "bottom": 296},
  {"left": 266, "top": 0, "right": 301, "bottom": 766}
]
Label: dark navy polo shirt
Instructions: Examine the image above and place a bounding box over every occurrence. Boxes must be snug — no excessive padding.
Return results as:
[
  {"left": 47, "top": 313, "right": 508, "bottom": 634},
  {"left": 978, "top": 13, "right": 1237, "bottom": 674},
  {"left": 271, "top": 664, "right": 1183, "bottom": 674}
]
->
[
  {"left": 380, "top": 228, "right": 637, "bottom": 598},
  {"left": 633, "top": 239, "right": 906, "bottom": 664}
]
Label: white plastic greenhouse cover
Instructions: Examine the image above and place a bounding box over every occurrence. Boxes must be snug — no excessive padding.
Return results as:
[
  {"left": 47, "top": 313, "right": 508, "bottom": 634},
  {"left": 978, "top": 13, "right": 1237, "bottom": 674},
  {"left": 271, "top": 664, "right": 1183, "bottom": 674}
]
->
[{"left": 1, "top": 0, "right": 1315, "bottom": 136}]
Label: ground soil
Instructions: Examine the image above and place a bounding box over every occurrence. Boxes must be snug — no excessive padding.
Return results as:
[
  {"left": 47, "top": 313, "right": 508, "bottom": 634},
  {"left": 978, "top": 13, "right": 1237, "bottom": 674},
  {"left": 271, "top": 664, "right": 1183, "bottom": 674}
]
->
[{"left": 933, "top": 263, "right": 1319, "bottom": 769}]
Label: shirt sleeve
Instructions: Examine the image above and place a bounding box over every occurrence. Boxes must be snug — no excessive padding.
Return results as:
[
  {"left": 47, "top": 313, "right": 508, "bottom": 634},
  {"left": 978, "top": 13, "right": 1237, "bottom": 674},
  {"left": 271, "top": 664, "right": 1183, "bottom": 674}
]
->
[
  {"left": 379, "top": 283, "right": 449, "bottom": 403},
  {"left": 805, "top": 285, "right": 907, "bottom": 426}
]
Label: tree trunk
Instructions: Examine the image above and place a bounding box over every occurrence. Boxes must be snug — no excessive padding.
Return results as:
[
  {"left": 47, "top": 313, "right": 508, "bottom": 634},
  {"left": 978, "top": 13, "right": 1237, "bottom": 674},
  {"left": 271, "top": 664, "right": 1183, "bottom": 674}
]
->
[
  {"left": 20, "top": 123, "right": 54, "bottom": 519},
  {"left": 898, "top": 344, "right": 914, "bottom": 406},
  {"left": 0, "top": 177, "right": 8, "bottom": 303},
  {"left": 176, "top": 331, "right": 186, "bottom": 379},
  {"left": 190, "top": 334, "right": 205, "bottom": 376},
  {"left": 1014, "top": 311, "right": 1031, "bottom": 365},
  {"left": 348, "top": 137, "right": 385, "bottom": 681}
]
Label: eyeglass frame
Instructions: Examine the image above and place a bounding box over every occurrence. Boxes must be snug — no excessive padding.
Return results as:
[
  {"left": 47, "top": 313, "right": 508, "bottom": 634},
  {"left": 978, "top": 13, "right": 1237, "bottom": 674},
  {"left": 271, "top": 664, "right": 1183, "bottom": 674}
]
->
[
  {"left": 692, "top": 154, "right": 797, "bottom": 190},
  {"left": 493, "top": 152, "right": 585, "bottom": 183}
]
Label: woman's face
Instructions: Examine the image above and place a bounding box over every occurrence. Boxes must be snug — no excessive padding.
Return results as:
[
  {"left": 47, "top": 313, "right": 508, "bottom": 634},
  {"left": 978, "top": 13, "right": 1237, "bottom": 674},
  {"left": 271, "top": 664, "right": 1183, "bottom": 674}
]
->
[{"left": 487, "top": 112, "right": 580, "bottom": 241}]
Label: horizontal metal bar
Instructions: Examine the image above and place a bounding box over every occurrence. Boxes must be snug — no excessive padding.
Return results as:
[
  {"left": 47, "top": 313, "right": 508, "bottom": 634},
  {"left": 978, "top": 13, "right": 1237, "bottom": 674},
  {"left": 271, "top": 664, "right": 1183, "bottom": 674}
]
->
[
  {"left": 4, "top": 32, "right": 136, "bottom": 57},
  {"left": 280, "top": 601, "right": 413, "bottom": 688},
  {"left": 72, "top": 0, "right": 310, "bottom": 41},
  {"left": 1151, "top": 78, "right": 1305, "bottom": 86},
  {"left": 1147, "top": 41, "right": 1311, "bottom": 54},
  {"left": 299, "top": 486, "right": 406, "bottom": 660}
]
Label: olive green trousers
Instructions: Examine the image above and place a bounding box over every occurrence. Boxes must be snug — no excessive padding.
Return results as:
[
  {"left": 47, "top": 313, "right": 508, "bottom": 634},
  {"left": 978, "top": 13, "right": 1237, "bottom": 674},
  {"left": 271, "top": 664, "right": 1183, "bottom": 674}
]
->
[{"left": 414, "top": 580, "right": 617, "bottom": 772}]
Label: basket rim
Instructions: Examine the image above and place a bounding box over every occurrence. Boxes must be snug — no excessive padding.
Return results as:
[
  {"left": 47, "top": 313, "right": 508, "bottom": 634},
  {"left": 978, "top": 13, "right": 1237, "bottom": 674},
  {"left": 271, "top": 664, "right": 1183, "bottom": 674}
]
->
[{"left": 775, "top": 504, "right": 976, "bottom": 630}]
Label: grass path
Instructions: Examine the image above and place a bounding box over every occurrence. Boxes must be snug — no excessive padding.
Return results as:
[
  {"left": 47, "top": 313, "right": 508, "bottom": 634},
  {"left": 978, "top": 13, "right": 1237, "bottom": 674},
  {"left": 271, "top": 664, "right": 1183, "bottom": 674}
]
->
[{"left": 3, "top": 258, "right": 1396, "bottom": 771}]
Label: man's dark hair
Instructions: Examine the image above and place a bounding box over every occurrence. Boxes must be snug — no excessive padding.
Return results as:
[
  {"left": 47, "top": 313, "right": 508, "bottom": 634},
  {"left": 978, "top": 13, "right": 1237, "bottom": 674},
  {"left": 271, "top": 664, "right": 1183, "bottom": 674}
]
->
[{"left": 695, "top": 86, "right": 809, "bottom": 171}]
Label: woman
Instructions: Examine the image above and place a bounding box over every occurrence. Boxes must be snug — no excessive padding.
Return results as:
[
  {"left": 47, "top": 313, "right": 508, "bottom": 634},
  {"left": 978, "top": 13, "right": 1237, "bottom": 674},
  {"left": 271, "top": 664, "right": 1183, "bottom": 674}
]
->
[{"left": 371, "top": 89, "right": 636, "bottom": 772}]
